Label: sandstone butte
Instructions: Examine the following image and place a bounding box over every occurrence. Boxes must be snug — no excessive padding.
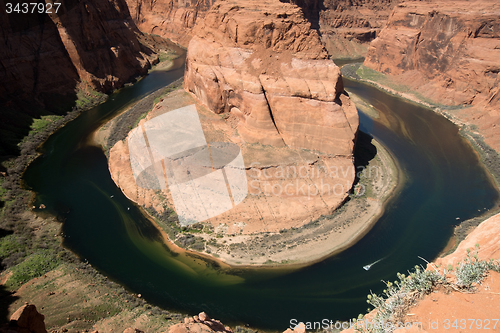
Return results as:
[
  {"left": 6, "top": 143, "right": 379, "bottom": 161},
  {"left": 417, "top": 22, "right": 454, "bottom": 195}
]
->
[
  {"left": 363, "top": 0, "right": 500, "bottom": 152},
  {"left": 108, "top": 0, "right": 360, "bottom": 238}
]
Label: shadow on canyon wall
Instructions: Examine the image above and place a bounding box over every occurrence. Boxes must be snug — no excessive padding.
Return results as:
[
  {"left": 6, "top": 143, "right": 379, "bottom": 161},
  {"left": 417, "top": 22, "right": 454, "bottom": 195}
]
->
[
  {"left": 279, "top": 0, "right": 323, "bottom": 30},
  {"left": 0, "top": 0, "right": 156, "bottom": 157}
]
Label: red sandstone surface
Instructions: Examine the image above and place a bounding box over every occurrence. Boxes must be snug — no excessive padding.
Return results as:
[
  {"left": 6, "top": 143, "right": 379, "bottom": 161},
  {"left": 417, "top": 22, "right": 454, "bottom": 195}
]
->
[
  {"left": 124, "top": 0, "right": 398, "bottom": 57},
  {"left": 364, "top": 0, "right": 500, "bottom": 152},
  {"left": 108, "top": 0, "right": 360, "bottom": 239},
  {"left": 184, "top": 0, "right": 358, "bottom": 155},
  {"left": 0, "top": 0, "right": 155, "bottom": 109}
]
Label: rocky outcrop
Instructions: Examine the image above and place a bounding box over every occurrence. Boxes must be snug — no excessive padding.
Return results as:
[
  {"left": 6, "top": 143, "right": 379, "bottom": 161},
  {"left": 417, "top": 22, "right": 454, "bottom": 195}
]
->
[
  {"left": 364, "top": 0, "right": 500, "bottom": 151},
  {"left": 4, "top": 303, "right": 47, "bottom": 333},
  {"left": 107, "top": 0, "right": 360, "bottom": 258},
  {"left": 169, "top": 312, "right": 233, "bottom": 333},
  {"left": 108, "top": 89, "right": 358, "bottom": 238},
  {"left": 124, "top": 0, "right": 398, "bottom": 57},
  {"left": 184, "top": 0, "right": 358, "bottom": 155},
  {"left": 316, "top": 0, "right": 399, "bottom": 58},
  {"left": 435, "top": 213, "right": 500, "bottom": 268}
]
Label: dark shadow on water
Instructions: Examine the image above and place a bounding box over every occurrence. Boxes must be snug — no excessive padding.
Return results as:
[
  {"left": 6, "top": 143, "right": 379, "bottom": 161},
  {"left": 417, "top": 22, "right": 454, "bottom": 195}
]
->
[{"left": 353, "top": 130, "right": 378, "bottom": 186}]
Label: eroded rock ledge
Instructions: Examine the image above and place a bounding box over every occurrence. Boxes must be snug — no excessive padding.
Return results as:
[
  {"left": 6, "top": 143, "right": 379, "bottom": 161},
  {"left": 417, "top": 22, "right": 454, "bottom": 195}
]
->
[
  {"left": 363, "top": 0, "right": 500, "bottom": 152},
  {"left": 184, "top": 0, "right": 358, "bottom": 155}
]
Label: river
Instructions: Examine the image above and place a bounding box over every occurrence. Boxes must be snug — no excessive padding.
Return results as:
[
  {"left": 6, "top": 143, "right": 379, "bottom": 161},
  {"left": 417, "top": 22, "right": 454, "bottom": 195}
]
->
[{"left": 23, "top": 53, "right": 499, "bottom": 329}]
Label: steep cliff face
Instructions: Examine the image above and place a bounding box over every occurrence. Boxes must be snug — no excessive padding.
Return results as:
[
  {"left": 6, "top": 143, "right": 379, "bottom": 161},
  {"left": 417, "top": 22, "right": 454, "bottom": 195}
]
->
[
  {"left": 363, "top": 0, "right": 500, "bottom": 150},
  {"left": 184, "top": 0, "right": 358, "bottom": 155},
  {"left": 281, "top": 0, "right": 399, "bottom": 57},
  {"left": 0, "top": 0, "right": 156, "bottom": 155},
  {"left": 0, "top": 0, "right": 154, "bottom": 104},
  {"left": 124, "top": 0, "right": 398, "bottom": 57},
  {"left": 125, "top": 0, "right": 215, "bottom": 46}
]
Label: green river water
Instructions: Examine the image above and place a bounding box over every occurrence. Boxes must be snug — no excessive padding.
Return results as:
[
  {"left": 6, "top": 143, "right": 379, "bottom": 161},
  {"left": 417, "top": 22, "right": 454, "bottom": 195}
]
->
[{"left": 23, "top": 54, "right": 499, "bottom": 329}]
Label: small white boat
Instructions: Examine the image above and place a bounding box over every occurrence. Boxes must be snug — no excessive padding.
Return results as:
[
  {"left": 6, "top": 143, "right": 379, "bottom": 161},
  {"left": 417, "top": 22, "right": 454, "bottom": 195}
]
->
[{"left": 363, "top": 258, "right": 384, "bottom": 271}]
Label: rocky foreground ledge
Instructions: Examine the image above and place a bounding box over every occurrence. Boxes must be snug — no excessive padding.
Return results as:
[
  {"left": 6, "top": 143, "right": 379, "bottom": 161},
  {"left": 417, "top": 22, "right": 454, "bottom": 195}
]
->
[{"left": 7, "top": 208, "right": 500, "bottom": 333}]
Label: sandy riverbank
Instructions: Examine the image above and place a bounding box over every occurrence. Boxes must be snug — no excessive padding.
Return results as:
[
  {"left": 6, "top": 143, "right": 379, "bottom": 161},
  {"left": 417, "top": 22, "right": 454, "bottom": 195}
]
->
[{"left": 94, "top": 82, "right": 402, "bottom": 267}]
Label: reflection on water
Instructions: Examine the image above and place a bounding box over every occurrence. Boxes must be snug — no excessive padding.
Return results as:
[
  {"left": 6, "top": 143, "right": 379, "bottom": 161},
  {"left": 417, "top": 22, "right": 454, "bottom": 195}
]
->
[{"left": 23, "top": 56, "right": 499, "bottom": 329}]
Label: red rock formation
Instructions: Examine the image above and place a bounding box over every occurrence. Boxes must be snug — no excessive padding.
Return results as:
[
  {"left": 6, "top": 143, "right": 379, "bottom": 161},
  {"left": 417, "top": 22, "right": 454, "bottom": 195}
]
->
[
  {"left": 0, "top": 0, "right": 157, "bottom": 155},
  {"left": 125, "top": 0, "right": 215, "bottom": 46},
  {"left": 307, "top": 0, "right": 398, "bottom": 57},
  {"left": 184, "top": 0, "right": 358, "bottom": 155},
  {"left": 169, "top": 312, "right": 233, "bottom": 333},
  {"left": 8, "top": 303, "right": 47, "bottom": 333},
  {"left": 0, "top": 0, "right": 154, "bottom": 106},
  {"left": 46, "top": 0, "right": 156, "bottom": 92},
  {"left": 124, "top": 0, "right": 398, "bottom": 57},
  {"left": 363, "top": 0, "right": 500, "bottom": 151}
]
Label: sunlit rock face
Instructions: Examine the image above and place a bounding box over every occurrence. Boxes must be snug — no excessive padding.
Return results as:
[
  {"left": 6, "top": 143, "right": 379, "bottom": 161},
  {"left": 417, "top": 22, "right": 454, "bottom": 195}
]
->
[
  {"left": 363, "top": 0, "right": 500, "bottom": 151},
  {"left": 184, "top": 0, "right": 359, "bottom": 156},
  {"left": 109, "top": 0, "right": 361, "bottom": 243}
]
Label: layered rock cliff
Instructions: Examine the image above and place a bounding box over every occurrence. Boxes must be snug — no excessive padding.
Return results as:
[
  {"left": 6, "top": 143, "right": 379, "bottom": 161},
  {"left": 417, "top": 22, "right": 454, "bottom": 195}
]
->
[
  {"left": 125, "top": 0, "right": 215, "bottom": 46},
  {"left": 311, "top": 0, "right": 399, "bottom": 57},
  {"left": 125, "top": 0, "right": 399, "bottom": 57},
  {"left": 0, "top": 0, "right": 156, "bottom": 155},
  {"left": 0, "top": 0, "right": 156, "bottom": 105},
  {"left": 184, "top": 0, "right": 358, "bottom": 155},
  {"left": 363, "top": 0, "right": 500, "bottom": 151}
]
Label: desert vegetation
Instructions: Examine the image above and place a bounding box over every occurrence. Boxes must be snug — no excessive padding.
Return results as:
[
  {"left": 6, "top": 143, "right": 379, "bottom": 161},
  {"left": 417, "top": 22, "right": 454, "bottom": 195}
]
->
[{"left": 359, "top": 246, "right": 500, "bottom": 333}]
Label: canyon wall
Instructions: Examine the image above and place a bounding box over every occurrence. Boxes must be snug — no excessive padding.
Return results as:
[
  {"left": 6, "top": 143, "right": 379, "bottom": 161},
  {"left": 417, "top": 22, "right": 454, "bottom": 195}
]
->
[
  {"left": 0, "top": 0, "right": 155, "bottom": 105},
  {"left": 125, "top": 0, "right": 399, "bottom": 57},
  {"left": 364, "top": 0, "right": 500, "bottom": 151},
  {"left": 124, "top": 0, "right": 215, "bottom": 46},
  {"left": 316, "top": 0, "right": 399, "bottom": 57},
  {"left": 0, "top": 0, "right": 156, "bottom": 155}
]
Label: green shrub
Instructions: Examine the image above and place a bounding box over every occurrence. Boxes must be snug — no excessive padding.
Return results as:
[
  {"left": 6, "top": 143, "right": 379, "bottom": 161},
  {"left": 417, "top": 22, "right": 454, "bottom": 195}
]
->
[
  {"left": 362, "top": 246, "right": 500, "bottom": 333},
  {"left": 7, "top": 250, "right": 62, "bottom": 287},
  {"left": 455, "top": 247, "right": 500, "bottom": 288},
  {"left": 0, "top": 234, "right": 24, "bottom": 259}
]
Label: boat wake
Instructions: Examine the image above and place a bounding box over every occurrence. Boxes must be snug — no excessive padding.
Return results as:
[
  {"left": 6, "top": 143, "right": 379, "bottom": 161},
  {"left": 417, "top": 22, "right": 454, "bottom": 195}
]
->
[{"left": 363, "top": 257, "right": 385, "bottom": 271}]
